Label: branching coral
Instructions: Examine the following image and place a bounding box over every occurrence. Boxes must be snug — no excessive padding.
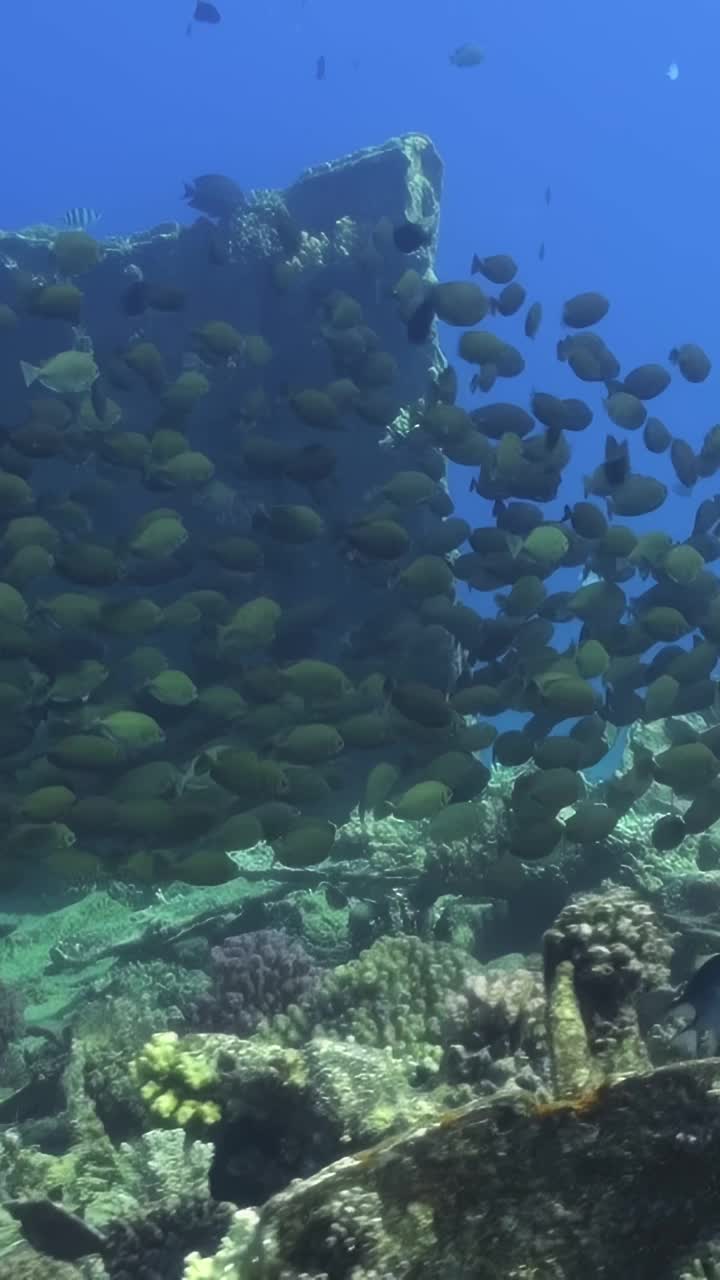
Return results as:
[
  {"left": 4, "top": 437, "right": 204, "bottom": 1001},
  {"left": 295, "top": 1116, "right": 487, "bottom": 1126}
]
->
[
  {"left": 272, "top": 934, "right": 477, "bottom": 1078},
  {"left": 102, "top": 1196, "right": 231, "bottom": 1280},
  {"left": 131, "top": 1031, "right": 223, "bottom": 1130},
  {"left": 441, "top": 965, "right": 548, "bottom": 1095},
  {"left": 191, "top": 930, "right": 319, "bottom": 1038}
]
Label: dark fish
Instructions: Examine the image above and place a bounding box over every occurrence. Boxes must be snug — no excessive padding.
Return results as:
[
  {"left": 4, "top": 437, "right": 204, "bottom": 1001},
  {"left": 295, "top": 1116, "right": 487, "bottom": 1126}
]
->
[
  {"left": 324, "top": 883, "right": 348, "bottom": 909},
  {"left": 120, "top": 279, "right": 149, "bottom": 316},
  {"left": 544, "top": 423, "right": 563, "bottom": 452},
  {"left": 470, "top": 365, "right": 496, "bottom": 393},
  {"left": 406, "top": 295, "right": 435, "bottom": 344},
  {"left": 6, "top": 1199, "right": 107, "bottom": 1262},
  {"left": 669, "top": 953, "right": 720, "bottom": 1055},
  {"left": 670, "top": 437, "right": 698, "bottom": 489},
  {"left": 470, "top": 253, "right": 517, "bottom": 284},
  {"left": 450, "top": 43, "right": 484, "bottom": 68},
  {"left": 693, "top": 497, "right": 720, "bottom": 537},
  {"left": 63, "top": 207, "right": 101, "bottom": 229},
  {"left": 187, "top": 1, "right": 221, "bottom": 32},
  {"left": 183, "top": 173, "right": 244, "bottom": 219},
  {"left": 603, "top": 434, "right": 630, "bottom": 487},
  {"left": 538, "top": 241, "right": 545, "bottom": 261},
  {"left": 524, "top": 301, "right": 542, "bottom": 339},
  {"left": 393, "top": 220, "right": 431, "bottom": 253},
  {"left": 544, "top": 186, "right": 552, "bottom": 205},
  {"left": 316, "top": 55, "right": 326, "bottom": 80}
]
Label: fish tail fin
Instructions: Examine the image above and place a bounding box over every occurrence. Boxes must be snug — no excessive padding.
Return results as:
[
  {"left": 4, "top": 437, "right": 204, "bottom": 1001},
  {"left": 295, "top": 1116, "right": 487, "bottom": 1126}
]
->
[{"left": 20, "top": 361, "right": 39, "bottom": 388}]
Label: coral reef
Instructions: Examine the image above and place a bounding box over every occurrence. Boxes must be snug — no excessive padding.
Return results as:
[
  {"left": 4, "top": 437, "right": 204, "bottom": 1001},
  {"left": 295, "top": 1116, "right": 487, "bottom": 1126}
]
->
[
  {"left": 544, "top": 886, "right": 673, "bottom": 1090},
  {"left": 2, "top": 124, "right": 720, "bottom": 1280},
  {"left": 191, "top": 930, "right": 319, "bottom": 1037},
  {"left": 182, "top": 1061, "right": 720, "bottom": 1279},
  {"left": 101, "top": 1196, "right": 231, "bottom": 1280}
]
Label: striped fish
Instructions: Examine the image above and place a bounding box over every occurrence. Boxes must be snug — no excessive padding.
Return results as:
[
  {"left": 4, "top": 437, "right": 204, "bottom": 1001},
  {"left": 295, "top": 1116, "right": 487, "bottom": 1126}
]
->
[{"left": 63, "top": 207, "right": 101, "bottom": 229}]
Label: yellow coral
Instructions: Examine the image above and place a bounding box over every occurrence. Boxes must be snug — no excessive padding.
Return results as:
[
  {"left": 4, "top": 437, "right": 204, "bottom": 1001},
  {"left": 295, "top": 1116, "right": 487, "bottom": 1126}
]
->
[
  {"left": 176, "top": 1100, "right": 222, "bottom": 1127},
  {"left": 133, "top": 1031, "right": 221, "bottom": 1130},
  {"left": 178, "top": 1056, "right": 218, "bottom": 1091},
  {"left": 152, "top": 1089, "right": 180, "bottom": 1119}
]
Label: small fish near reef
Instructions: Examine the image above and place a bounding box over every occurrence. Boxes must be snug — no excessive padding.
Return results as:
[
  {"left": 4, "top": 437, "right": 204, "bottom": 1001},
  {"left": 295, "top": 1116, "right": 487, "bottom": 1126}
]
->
[
  {"left": 183, "top": 173, "right": 245, "bottom": 218},
  {"left": 668, "top": 953, "right": 720, "bottom": 1056},
  {"left": 393, "top": 220, "right": 432, "bottom": 253},
  {"left": 7, "top": 1199, "right": 107, "bottom": 1262},
  {"left": 187, "top": 1, "right": 221, "bottom": 33},
  {"left": 63, "top": 207, "right": 101, "bottom": 229}
]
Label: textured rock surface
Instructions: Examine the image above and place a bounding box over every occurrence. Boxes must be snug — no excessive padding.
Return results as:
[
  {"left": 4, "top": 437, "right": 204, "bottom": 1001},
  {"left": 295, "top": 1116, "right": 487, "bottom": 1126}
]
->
[{"left": 186, "top": 1060, "right": 720, "bottom": 1280}]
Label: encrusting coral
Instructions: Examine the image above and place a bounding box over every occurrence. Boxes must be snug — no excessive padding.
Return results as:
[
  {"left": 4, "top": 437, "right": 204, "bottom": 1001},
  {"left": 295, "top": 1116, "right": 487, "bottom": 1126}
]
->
[{"left": 543, "top": 886, "right": 673, "bottom": 1094}]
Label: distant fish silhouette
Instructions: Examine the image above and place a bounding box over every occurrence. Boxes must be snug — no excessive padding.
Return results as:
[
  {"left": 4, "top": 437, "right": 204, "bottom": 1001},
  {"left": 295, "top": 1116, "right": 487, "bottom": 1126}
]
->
[
  {"left": 406, "top": 294, "right": 435, "bottom": 345},
  {"left": 669, "top": 953, "right": 720, "bottom": 1055},
  {"left": 393, "top": 220, "right": 431, "bottom": 253},
  {"left": 316, "top": 55, "right": 326, "bottom": 80},
  {"left": 187, "top": 1, "right": 221, "bottom": 34},
  {"left": 183, "top": 174, "right": 245, "bottom": 218},
  {"left": 6, "top": 1199, "right": 106, "bottom": 1262},
  {"left": 63, "top": 207, "right": 101, "bottom": 230}
]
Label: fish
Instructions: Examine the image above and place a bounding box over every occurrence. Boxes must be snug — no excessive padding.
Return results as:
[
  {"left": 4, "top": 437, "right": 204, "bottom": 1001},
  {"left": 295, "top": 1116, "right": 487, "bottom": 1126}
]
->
[
  {"left": 63, "top": 207, "right": 101, "bottom": 229},
  {"left": 449, "top": 43, "right": 484, "bottom": 68},
  {"left": 183, "top": 174, "right": 244, "bottom": 218},
  {"left": 120, "top": 279, "right": 149, "bottom": 316},
  {"left": 187, "top": 0, "right": 221, "bottom": 32},
  {"left": 20, "top": 350, "right": 99, "bottom": 395},
  {"left": 393, "top": 220, "right": 431, "bottom": 253},
  {"left": 406, "top": 295, "right": 435, "bottom": 344},
  {"left": 524, "top": 301, "right": 542, "bottom": 339},
  {"left": 666, "top": 62, "right": 679, "bottom": 81},
  {"left": 316, "top": 55, "right": 326, "bottom": 80},
  {"left": 6, "top": 1199, "right": 107, "bottom": 1262},
  {"left": 544, "top": 185, "right": 552, "bottom": 205},
  {"left": 668, "top": 954, "right": 720, "bottom": 1055},
  {"left": 693, "top": 497, "right": 720, "bottom": 537}
]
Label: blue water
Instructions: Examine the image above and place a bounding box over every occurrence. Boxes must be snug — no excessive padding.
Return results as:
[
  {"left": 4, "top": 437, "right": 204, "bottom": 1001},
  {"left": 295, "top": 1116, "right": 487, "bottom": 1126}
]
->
[
  {"left": 4, "top": 2, "right": 717, "bottom": 529},
  {"left": 3, "top": 1, "right": 718, "bottom": 568}
]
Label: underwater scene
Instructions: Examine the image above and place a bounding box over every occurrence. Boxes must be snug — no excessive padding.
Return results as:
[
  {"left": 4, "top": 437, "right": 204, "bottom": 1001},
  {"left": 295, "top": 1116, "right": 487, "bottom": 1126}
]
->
[{"left": 4, "top": 1, "right": 720, "bottom": 1276}]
